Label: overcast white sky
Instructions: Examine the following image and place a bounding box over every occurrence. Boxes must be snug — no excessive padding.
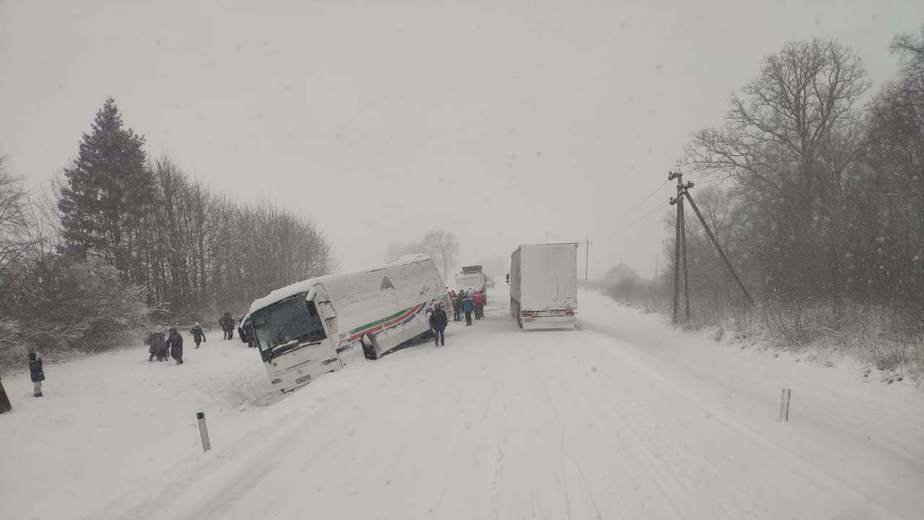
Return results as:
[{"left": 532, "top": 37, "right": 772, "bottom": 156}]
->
[{"left": 1, "top": 0, "right": 922, "bottom": 278}]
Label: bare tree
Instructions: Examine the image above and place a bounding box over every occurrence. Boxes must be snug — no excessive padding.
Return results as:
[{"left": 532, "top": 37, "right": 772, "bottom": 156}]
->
[
  {"left": 684, "top": 39, "right": 869, "bottom": 300},
  {"left": 419, "top": 230, "right": 459, "bottom": 280},
  {"left": 892, "top": 26, "right": 924, "bottom": 80},
  {"left": 0, "top": 159, "right": 35, "bottom": 278},
  {"left": 860, "top": 27, "right": 924, "bottom": 307}
]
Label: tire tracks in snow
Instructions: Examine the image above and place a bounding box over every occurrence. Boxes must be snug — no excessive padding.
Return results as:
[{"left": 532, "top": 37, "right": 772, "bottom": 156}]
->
[
  {"left": 529, "top": 339, "right": 606, "bottom": 520},
  {"left": 540, "top": 338, "right": 684, "bottom": 520},
  {"left": 572, "top": 327, "right": 905, "bottom": 519},
  {"left": 96, "top": 368, "right": 384, "bottom": 520}
]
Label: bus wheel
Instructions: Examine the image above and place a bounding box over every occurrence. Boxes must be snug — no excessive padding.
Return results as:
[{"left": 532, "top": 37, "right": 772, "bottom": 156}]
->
[{"left": 362, "top": 335, "right": 379, "bottom": 360}]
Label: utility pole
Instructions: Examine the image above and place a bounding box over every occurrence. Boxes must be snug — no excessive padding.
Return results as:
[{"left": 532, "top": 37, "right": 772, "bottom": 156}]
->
[
  {"left": 682, "top": 182, "right": 753, "bottom": 306},
  {"left": 669, "top": 170, "right": 692, "bottom": 324},
  {"left": 584, "top": 237, "right": 590, "bottom": 288},
  {"left": 680, "top": 193, "right": 691, "bottom": 321},
  {"left": 671, "top": 172, "right": 681, "bottom": 324}
]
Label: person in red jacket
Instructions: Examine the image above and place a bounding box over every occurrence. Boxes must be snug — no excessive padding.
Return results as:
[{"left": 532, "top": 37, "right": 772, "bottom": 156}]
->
[{"left": 472, "top": 290, "right": 485, "bottom": 320}]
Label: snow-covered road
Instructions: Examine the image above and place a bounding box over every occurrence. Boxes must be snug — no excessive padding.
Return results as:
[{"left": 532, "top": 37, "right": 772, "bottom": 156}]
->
[{"left": 2, "top": 290, "right": 923, "bottom": 519}]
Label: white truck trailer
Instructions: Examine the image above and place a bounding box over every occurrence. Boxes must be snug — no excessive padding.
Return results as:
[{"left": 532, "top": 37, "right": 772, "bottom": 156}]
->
[
  {"left": 243, "top": 254, "right": 449, "bottom": 393},
  {"left": 509, "top": 243, "right": 578, "bottom": 330}
]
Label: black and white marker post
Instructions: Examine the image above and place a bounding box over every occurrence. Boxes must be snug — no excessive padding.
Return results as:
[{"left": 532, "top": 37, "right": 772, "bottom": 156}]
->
[{"left": 196, "top": 411, "right": 211, "bottom": 452}]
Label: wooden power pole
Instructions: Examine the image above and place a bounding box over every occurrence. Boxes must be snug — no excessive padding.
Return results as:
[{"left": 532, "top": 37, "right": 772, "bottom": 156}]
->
[
  {"left": 669, "top": 171, "right": 752, "bottom": 324},
  {"left": 669, "top": 170, "right": 692, "bottom": 324}
]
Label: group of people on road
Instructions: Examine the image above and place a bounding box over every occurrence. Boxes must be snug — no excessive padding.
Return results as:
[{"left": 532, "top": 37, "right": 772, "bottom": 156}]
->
[
  {"left": 145, "top": 327, "right": 186, "bottom": 364},
  {"left": 427, "top": 288, "right": 489, "bottom": 348},
  {"left": 144, "top": 312, "right": 242, "bottom": 366},
  {"left": 448, "top": 289, "right": 486, "bottom": 326},
  {"left": 3, "top": 312, "right": 239, "bottom": 408}
]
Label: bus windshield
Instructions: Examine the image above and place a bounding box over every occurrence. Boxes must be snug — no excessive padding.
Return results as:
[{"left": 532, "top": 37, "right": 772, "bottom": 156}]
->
[{"left": 250, "top": 293, "right": 327, "bottom": 359}]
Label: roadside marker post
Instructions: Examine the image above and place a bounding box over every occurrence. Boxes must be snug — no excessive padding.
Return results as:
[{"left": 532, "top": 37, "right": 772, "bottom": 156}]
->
[
  {"left": 778, "top": 388, "right": 792, "bottom": 422},
  {"left": 197, "top": 412, "right": 211, "bottom": 452}
]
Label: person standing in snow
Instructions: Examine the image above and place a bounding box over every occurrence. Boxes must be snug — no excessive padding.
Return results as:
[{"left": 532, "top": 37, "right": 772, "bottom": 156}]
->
[
  {"left": 146, "top": 331, "right": 168, "bottom": 361},
  {"left": 156, "top": 331, "right": 170, "bottom": 361},
  {"left": 28, "top": 351, "right": 45, "bottom": 397},
  {"left": 472, "top": 290, "right": 485, "bottom": 320},
  {"left": 447, "top": 290, "right": 457, "bottom": 320},
  {"left": 219, "top": 312, "right": 235, "bottom": 340},
  {"left": 429, "top": 301, "right": 449, "bottom": 347},
  {"left": 190, "top": 323, "right": 206, "bottom": 348},
  {"left": 462, "top": 292, "right": 474, "bottom": 326},
  {"left": 238, "top": 318, "right": 255, "bottom": 347},
  {"left": 167, "top": 327, "right": 184, "bottom": 365},
  {"left": 226, "top": 313, "right": 235, "bottom": 340},
  {"left": 146, "top": 332, "right": 158, "bottom": 362},
  {"left": 451, "top": 291, "right": 462, "bottom": 321},
  {"left": 146, "top": 331, "right": 162, "bottom": 361}
]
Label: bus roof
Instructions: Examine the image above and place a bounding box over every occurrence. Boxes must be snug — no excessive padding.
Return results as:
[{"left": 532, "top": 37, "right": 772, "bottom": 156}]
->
[{"left": 246, "top": 254, "right": 433, "bottom": 317}]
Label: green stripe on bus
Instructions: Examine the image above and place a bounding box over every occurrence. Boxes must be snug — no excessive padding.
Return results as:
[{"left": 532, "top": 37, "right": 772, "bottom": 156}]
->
[{"left": 349, "top": 305, "right": 414, "bottom": 334}]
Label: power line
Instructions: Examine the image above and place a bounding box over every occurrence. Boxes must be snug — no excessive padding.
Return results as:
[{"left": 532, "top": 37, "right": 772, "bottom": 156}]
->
[
  {"left": 616, "top": 200, "right": 668, "bottom": 233},
  {"left": 617, "top": 178, "right": 671, "bottom": 220}
]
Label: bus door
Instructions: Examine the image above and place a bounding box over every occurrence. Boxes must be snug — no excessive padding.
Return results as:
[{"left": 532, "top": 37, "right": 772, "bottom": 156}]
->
[{"left": 313, "top": 284, "right": 359, "bottom": 365}]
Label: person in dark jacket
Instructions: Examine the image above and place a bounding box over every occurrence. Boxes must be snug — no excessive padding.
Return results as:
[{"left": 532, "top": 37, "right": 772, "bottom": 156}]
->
[
  {"left": 167, "top": 327, "right": 184, "bottom": 365},
  {"left": 146, "top": 332, "right": 158, "bottom": 362},
  {"left": 461, "top": 294, "right": 474, "bottom": 326},
  {"left": 190, "top": 323, "right": 207, "bottom": 348},
  {"left": 156, "top": 331, "right": 169, "bottom": 361},
  {"left": 219, "top": 312, "right": 235, "bottom": 340},
  {"left": 28, "top": 351, "right": 45, "bottom": 397},
  {"left": 146, "top": 331, "right": 168, "bottom": 362},
  {"left": 146, "top": 331, "right": 162, "bottom": 361},
  {"left": 238, "top": 318, "right": 255, "bottom": 347},
  {"left": 428, "top": 302, "right": 449, "bottom": 346}
]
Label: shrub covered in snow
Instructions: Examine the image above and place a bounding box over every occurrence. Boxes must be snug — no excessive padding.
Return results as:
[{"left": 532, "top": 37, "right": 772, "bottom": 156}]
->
[{"left": 0, "top": 255, "right": 151, "bottom": 368}]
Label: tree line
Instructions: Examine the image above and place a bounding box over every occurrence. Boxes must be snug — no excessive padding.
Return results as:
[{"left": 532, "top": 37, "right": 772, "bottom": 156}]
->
[
  {"left": 609, "top": 29, "right": 923, "bottom": 367},
  {"left": 1, "top": 99, "right": 332, "bottom": 364}
]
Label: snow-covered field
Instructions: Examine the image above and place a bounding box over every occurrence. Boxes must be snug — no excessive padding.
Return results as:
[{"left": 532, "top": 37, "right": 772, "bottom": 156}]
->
[{"left": 2, "top": 290, "right": 923, "bottom": 519}]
